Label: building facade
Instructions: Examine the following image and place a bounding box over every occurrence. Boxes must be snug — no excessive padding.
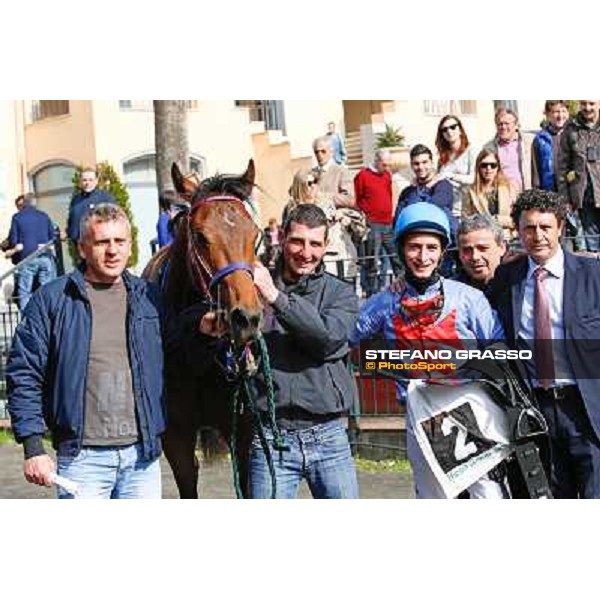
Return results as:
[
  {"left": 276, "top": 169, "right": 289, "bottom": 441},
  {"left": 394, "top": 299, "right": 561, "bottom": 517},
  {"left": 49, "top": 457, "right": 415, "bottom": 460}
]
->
[{"left": 0, "top": 99, "right": 548, "bottom": 276}]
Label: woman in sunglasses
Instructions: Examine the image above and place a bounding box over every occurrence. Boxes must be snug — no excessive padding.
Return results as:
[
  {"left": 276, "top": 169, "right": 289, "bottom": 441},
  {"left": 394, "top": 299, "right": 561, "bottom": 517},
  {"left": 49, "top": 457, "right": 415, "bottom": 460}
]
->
[
  {"left": 462, "top": 149, "right": 517, "bottom": 239},
  {"left": 283, "top": 169, "right": 333, "bottom": 222},
  {"left": 435, "top": 114, "right": 479, "bottom": 218}
]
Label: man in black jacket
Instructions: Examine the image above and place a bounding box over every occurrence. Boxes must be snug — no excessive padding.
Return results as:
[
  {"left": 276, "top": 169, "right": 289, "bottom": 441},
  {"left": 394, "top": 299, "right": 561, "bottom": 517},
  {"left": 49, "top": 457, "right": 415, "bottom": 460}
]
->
[
  {"left": 556, "top": 100, "right": 600, "bottom": 252},
  {"left": 249, "top": 204, "right": 359, "bottom": 498},
  {"left": 67, "top": 168, "right": 116, "bottom": 244}
]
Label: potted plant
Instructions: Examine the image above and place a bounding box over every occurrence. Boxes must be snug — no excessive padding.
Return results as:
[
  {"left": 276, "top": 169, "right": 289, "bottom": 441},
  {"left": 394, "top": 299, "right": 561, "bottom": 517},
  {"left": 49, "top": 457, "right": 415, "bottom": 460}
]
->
[
  {"left": 375, "top": 124, "right": 409, "bottom": 172},
  {"left": 376, "top": 124, "right": 405, "bottom": 149}
]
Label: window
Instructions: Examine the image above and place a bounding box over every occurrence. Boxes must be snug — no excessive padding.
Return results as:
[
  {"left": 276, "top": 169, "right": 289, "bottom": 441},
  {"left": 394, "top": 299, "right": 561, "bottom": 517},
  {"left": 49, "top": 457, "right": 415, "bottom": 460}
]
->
[
  {"left": 119, "top": 100, "right": 198, "bottom": 111},
  {"left": 423, "top": 100, "right": 477, "bottom": 116},
  {"left": 31, "top": 101, "right": 69, "bottom": 122},
  {"left": 31, "top": 163, "right": 76, "bottom": 230},
  {"left": 122, "top": 154, "right": 205, "bottom": 184},
  {"left": 494, "top": 100, "right": 519, "bottom": 115},
  {"left": 236, "top": 100, "right": 266, "bottom": 123},
  {"left": 235, "top": 100, "right": 286, "bottom": 133},
  {"left": 119, "top": 100, "right": 153, "bottom": 111},
  {"left": 122, "top": 153, "right": 205, "bottom": 272}
]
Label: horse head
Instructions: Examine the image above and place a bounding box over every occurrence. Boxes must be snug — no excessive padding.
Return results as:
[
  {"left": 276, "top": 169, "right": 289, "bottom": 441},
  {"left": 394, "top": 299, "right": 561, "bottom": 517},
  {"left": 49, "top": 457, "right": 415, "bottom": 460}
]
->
[{"left": 169, "top": 159, "right": 263, "bottom": 348}]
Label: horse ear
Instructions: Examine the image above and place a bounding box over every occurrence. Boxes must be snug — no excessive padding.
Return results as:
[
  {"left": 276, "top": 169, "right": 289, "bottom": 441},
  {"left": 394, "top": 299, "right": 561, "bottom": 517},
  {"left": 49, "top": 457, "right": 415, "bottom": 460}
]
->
[
  {"left": 171, "top": 162, "right": 187, "bottom": 195},
  {"left": 243, "top": 159, "right": 255, "bottom": 187}
]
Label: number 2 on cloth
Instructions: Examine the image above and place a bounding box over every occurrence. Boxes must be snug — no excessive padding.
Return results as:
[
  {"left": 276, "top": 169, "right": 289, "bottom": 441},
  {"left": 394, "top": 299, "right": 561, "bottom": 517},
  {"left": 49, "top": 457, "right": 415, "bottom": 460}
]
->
[{"left": 441, "top": 417, "right": 478, "bottom": 461}]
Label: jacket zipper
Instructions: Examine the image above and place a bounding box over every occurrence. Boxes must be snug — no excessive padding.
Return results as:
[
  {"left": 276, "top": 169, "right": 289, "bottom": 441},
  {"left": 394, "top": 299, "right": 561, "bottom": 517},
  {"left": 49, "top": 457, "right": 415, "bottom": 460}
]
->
[
  {"left": 127, "top": 289, "right": 150, "bottom": 457},
  {"left": 79, "top": 295, "right": 92, "bottom": 454}
]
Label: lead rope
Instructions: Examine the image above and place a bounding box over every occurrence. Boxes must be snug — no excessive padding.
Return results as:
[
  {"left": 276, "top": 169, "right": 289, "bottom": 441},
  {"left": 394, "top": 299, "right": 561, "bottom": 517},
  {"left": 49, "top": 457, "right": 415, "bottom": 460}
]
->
[{"left": 229, "top": 333, "right": 288, "bottom": 499}]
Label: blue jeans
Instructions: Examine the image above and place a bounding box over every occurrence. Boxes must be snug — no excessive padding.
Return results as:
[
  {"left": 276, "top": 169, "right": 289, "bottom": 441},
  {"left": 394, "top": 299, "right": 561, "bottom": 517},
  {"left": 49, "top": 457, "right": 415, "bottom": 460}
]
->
[
  {"left": 365, "top": 223, "right": 402, "bottom": 296},
  {"left": 579, "top": 204, "right": 600, "bottom": 252},
  {"left": 17, "top": 254, "right": 56, "bottom": 311},
  {"left": 249, "top": 418, "right": 358, "bottom": 499},
  {"left": 56, "top": 443, "right": 161, "bottom": 499},
  {"left": 565, "top": 209, "right": 586, "bottom": 252}
]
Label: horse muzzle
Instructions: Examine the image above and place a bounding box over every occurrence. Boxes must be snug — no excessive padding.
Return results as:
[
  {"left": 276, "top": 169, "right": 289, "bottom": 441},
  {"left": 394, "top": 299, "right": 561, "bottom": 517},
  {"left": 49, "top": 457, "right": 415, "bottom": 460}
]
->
[{"left": 229, "top": 307, "right": 262, "bottom": 347}]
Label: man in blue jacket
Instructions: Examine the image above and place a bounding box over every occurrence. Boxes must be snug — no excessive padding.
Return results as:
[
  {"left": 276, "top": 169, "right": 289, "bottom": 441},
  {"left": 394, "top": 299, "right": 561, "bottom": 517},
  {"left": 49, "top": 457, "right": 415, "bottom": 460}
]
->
[
  {"left": 7, "top": 192, "right": 56, "bottom": 311},
  {"left": 488, "top": 189, "right": 600, "bottom": 498},
  {"left": 7, "top": 204, "right": 166, "bottom": 499},
  {"left": 66, "top": 168, "right": 116, "bottom": 244},
  {"left": 393, "top": 144, "right": 455, "bottom": 236},
  {"left": 531, "top": 101, "right": 570, "bottom": 192}
]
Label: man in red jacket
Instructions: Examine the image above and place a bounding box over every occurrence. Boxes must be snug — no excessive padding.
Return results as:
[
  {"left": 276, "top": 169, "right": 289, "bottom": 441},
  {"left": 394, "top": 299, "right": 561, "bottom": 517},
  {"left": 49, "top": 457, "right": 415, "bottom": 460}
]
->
[{"left": 354, "top": 149, "right": 402, "bottom": 296}]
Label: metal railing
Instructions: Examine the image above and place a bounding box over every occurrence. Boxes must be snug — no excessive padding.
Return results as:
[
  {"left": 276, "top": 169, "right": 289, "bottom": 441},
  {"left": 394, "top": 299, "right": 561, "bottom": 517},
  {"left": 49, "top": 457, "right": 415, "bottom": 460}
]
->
[
  {"left": 0, "top": 236, "right": 65, "bottom": 420},
  {"left": 0, "top": 239, "right": 58, "bottom": 287}
]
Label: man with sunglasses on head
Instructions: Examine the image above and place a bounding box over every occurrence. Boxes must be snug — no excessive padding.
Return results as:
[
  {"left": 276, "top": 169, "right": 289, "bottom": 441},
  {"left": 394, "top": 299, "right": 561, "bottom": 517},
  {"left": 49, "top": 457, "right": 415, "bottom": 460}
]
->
[{"left": 484, "top": 107, "right": 532, "bottom": 192}]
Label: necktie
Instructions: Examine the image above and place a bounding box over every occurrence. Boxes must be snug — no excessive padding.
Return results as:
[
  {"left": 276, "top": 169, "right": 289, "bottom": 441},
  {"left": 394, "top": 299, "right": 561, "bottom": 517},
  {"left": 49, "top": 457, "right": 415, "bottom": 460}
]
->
[{"left": 533, "top": 267, "right": 555, "bottom": 389}]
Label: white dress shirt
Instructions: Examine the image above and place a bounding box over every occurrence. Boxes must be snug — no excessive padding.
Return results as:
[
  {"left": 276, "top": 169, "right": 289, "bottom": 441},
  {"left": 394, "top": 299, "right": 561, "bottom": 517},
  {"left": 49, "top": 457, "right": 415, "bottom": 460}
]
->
[{"left": 517, "top": 247, "right": 576, "bottom": 387}]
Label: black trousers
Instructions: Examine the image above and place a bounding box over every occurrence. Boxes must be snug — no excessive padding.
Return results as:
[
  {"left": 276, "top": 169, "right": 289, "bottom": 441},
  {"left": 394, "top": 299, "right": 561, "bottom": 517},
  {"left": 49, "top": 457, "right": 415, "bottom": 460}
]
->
[{"left": 536, "top": 386, "right": 600, "bottom": 499}]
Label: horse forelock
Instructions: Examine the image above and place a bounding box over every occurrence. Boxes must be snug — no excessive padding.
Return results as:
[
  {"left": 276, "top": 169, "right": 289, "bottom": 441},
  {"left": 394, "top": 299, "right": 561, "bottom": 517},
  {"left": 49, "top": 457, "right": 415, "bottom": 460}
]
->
[{"left": 191, "top": 172, "right": 252, "bottom": 205}]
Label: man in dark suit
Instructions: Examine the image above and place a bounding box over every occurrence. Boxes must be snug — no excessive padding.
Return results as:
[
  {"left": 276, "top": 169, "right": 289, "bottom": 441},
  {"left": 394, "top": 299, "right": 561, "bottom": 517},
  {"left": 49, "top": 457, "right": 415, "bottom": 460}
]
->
[{"left": 488, "top": 188, "right": 600, "bottom": 498}]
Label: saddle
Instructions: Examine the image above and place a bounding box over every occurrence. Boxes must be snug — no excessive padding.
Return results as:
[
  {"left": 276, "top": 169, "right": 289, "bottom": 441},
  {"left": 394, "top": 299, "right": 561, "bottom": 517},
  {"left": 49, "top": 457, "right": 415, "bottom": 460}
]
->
[{"left": 453, "top": 342, "right": 553, "bottom": 499}]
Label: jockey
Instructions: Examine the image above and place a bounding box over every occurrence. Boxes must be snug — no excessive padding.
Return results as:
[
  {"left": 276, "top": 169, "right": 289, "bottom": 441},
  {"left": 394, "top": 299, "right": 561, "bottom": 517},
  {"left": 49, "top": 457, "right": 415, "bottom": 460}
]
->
[{"left": 350, "top": 202, "right": 509, "bottom": 498}]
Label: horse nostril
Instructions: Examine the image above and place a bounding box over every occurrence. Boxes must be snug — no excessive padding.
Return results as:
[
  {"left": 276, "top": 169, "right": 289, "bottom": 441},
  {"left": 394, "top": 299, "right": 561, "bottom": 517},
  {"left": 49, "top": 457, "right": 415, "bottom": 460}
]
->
[
  {"left": 230, "top": 308, "right": 250, "bottom": 333},
  {"left": 230, "top": 308, "right": 262, "bottom": 338},
  {"left": 250, "top": 313, "right": 262, "bottom": 330}
]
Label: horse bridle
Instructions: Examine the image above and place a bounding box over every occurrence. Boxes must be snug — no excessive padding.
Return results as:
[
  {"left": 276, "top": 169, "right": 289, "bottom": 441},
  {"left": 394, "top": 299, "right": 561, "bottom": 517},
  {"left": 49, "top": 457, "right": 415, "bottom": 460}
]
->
[{"left": 185, "top": 194, "right": 257, "bottom": 307}]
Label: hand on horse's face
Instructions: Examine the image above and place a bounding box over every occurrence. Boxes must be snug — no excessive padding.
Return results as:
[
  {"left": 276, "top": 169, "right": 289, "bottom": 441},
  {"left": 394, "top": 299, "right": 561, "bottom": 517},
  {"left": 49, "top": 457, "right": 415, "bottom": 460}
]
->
[
  {"left": 253, "top": 261, "right": 279, "bottom": 305},
  {"left": 199, "top": 311, "right": 229, "bottom": 337}
]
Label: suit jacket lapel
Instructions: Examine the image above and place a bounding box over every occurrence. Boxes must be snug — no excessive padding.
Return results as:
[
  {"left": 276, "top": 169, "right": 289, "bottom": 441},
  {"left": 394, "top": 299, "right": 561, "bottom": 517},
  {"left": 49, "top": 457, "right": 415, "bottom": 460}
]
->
[
  {"left": 510, "top": 257, "right": 529, "bottom": 343},
  {"left": 563, "top": 249, "right": 578, "bottom": 331}
]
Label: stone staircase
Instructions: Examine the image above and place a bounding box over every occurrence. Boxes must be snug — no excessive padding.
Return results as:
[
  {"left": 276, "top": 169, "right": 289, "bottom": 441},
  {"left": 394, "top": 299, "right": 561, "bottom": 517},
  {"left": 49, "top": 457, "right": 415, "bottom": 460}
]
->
[{"left": 345, "top": 130, "right": 363, "bottom": 170}]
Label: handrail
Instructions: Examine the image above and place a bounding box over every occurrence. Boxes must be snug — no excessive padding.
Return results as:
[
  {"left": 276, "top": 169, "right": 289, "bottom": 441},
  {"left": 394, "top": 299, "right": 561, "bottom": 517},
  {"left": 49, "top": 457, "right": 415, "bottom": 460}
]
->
[{"left": 0, "top": 240, "right": 56, "bottom": 286}]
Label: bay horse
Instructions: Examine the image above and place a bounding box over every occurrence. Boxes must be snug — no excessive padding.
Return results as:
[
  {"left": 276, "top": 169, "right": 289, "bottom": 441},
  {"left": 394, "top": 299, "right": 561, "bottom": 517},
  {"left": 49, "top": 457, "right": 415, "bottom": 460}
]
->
[{"left": 145, "top": 159, "right": 263, "bottom": 498}]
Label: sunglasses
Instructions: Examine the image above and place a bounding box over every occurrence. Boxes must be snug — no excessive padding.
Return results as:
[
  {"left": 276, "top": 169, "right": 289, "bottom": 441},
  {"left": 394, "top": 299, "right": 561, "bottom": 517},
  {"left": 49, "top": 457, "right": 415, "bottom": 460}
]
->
[
  {"left": 480, "top": 162, "right": 498, "bottom": 170},
  {"left": 441, "top": 123, "right": 459, "bottom": 133}
]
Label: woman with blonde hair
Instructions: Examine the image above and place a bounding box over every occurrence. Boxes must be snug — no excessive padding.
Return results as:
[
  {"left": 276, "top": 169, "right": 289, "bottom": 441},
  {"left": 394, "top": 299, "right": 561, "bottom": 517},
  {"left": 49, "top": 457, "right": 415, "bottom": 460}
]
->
[
  {"left": 462, "top": 149, "right": 517, "bottom": 239},
  {"left": 283, "top": 169, "right": 335, "bottom": 222},
  {"left": 435, "top": 114, "right": 478, "bottom": 217}
]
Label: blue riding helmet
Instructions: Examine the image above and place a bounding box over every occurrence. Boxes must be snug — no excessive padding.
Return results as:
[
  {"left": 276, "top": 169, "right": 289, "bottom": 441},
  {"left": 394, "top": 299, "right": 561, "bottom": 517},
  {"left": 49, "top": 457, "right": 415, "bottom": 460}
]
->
[{"left": 394, "top": 202, "right": 451, "bottom": 248}]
